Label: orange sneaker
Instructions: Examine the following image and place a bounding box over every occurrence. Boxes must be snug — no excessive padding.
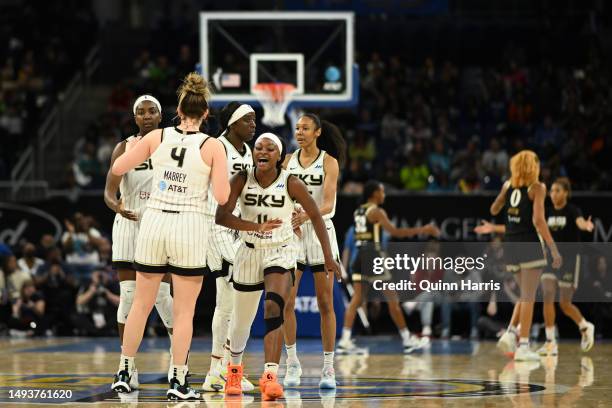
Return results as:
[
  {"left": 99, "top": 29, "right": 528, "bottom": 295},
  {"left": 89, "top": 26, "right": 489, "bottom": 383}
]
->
[
  {"left": 259, "top": 372, "right": 284, "bottom": 401},
  {"left": 225, "top": 364, "right": 243, "bottom": 396}
]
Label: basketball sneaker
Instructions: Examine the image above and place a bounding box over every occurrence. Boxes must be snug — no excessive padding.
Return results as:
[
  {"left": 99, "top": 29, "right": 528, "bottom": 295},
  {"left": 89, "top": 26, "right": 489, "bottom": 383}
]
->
[
  {"left": 318, "top": 366, "right": 337, "bottom": 389},
  {"left": 167, "top": 375, "right": 200, "bottom": 400},
  {"left": 403, "top": 335, "right": 427, "bottom": 354},
  {"left": 537, "top": 341, "right": 558, "bottom": 356},
  {"left": 111, "top": 368, "right": 139, "bottom": 393},
  {"left": 225, "top": 365, "right": 243, "bottom": 396},
  {"left": 223, "top": 363, "right": 255, "bottom": 392},
  {"left": 283, "top": 360, "right": 302, "bottom": 387},
  {"left": 514, "top": 345, "right": 540, "bottom": 362},
  {"left": 580, "top": 322, "right": 595, "bottom": 352},
  {"left": 336, "top": 338, "right": 369, "bottom": 355},
  {"left": 259, "top": 371, "right": 284, "bottom": 401},
  {"left": 496, "top": 330, "right": 517, "bottom": 354},
  {"left": 202, "top": 369, "right": 225, "bottom": 392}
]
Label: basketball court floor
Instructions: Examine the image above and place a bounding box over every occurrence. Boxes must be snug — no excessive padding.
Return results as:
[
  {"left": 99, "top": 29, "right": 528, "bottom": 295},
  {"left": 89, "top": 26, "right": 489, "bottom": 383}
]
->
[{"left": 0, "top": 336, "right": 605, "bottom": 407}]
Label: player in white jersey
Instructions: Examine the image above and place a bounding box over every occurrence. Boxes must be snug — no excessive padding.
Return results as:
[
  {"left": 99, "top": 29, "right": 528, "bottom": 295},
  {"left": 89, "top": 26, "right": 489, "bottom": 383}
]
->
[
  {"left": 202, "top": 101, "right": 256, "bottom": 393},
  {"left": 215, "top": 133, "right": 341, "bottom": 401},
  {"left": 104, "top": 95, "right": 174, "bottom": 379},
  {"left": 110, "top": 73, "right": 230, "bottom": 400},
  {"left": 281, "top": 114, "right": 346, "bottom": 389}
]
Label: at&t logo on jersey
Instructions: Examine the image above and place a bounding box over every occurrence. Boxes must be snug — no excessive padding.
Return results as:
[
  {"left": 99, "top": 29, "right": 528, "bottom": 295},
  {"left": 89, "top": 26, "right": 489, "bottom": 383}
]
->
[{"left": 244, "top": 193, "right": 285, "bottom": 207}]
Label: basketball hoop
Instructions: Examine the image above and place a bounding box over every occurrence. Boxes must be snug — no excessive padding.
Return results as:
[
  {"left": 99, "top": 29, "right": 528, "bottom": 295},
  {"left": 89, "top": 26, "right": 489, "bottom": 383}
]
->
[{"left": 253, "top": 83, "right": 296, "bottom": 128}]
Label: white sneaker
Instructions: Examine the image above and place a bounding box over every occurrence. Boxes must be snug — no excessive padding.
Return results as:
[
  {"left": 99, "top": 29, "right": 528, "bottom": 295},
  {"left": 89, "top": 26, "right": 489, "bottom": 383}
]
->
[
  {"left": 202, "top": 370, "right": 225, "bottom": 392},
  {"left": 336, "top": 338, "right": 369, "bottom": 355},
  {"left": 319, "top": 366, "right": 337, "bottom": 389},
  {"left": 537, "top": 341, "right": 558, "bottom": 356},
  {"left": 403, "top": 335, "right": 426, "bottom": 354},
  {"left": 497, "top": 330, "right": 517, "bottom": 354},
  {"left": 111, "top": 368, "right": 139, "bottom": 393},
  {"left": 580, "top": 322, "right": 595, "bottom": 352},
  {"left": 514, "top": 345, "right": 541, "bottom": 362},
  {"left": 284, "top": 360, "right": 302, "bottom": 387}
]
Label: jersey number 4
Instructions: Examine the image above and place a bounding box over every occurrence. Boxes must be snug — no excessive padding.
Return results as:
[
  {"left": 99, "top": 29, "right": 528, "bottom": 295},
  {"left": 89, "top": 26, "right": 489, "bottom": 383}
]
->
[{"left": 171, "top": 147, "right": 187, "bottom": 168}]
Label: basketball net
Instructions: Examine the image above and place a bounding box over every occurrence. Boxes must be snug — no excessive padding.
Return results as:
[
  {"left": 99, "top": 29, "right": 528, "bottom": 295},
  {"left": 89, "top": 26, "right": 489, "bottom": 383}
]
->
[{"left": 253, "top": 83, "right": 296, "bottom": 128}]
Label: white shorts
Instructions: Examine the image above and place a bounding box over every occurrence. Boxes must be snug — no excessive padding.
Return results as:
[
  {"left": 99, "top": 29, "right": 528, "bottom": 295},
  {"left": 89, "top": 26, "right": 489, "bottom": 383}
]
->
[
  {"left": 232, "top": 241, "right": 298, "bottom": 292},
  {"left": 296, "top": 219, "right": 340, "bottom": 273},
  {"left": 112, "top": 214, "right": 139, "bottom": 270},
  {"left": 204, "top": 215, "right": 240, "bottom": 278},
  {"left": 134, "top": 208, "right": 208, "bottom": 276}
]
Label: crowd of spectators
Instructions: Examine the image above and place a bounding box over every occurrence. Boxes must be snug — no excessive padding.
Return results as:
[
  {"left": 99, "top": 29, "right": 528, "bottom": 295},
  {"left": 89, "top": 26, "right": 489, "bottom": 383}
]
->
[
  {"left": 341, "top": 50, "right": 612, "bottom": 193},
  {"left": 0, "top": 211, "right": 128, "bottom": 337},
  {"left": 67, "top": 44, "right": 612, "bottom": 193},
  {"left": 0, "top": 1, "right": 97, "bottom": 179}
]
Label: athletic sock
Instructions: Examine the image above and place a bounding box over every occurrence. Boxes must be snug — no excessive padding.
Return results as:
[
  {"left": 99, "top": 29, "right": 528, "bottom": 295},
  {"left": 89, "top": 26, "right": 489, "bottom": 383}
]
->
[
  {"left": 171, "top": 364, "right": 188, "bottom": 385},
  {"left": 399, "top": 328, "right": 411, "bottom": 343},
  {"left": 579, "top": 319, "right": 588, "bottom": 330},
  {"left": 209, "top": 356, "right": 221, "bottom": 374},
  {"left": 323, "top": 351, "right": 334, "bottom": 370},
  {"left": 119, "top": 354, "right": 135, "bottom": 373},
  {"left": 286, "top": 343, "right": 298, "bottom": 363},
  {"left": 519, "top": 337, "right": 529, "bottom": 347},
  {"left": 508, "top": 324, "right": 518, "bottom": 335},
  {"left": 545, "top": 326, "right": 556, "bottom": 342},
  {"left": 341, "top": 327, "right": 352, "bottom": 342},
  {"left": 264, "top": 363, "right": 279, "bottom": 375},
  {"left": 230, "top": 349, "right": 243, "bottom": 366},
  {"left": 423, "top": 326, "right": 432, "bottom": 337}
]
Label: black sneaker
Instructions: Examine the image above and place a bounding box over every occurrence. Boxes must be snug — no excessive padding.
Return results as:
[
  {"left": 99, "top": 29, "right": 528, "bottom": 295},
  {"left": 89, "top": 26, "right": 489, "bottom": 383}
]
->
[
  {"left": 111, "top": 369, "right": 139, "bottom": 393},
  {"left": 167, "top": 376, "right": 201, "bottom": 400}
]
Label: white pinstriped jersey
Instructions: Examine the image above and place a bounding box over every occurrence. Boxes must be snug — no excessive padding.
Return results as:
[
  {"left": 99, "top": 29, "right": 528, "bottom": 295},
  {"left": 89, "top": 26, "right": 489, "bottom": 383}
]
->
[
  {"left": 238, "top": 169, "right": 295, "bottom": 246},
  {"left": 286, "top": 149, "right": 335, "bottom": 221},
  {"left": 204, "top": 135, "right": 252, "bottom": 216},
  {"left": 119, "top": 135, "right": 153, "bottom": 218},
  {"left": 147, "top": 127, "right": 211, "bottom": 213}
]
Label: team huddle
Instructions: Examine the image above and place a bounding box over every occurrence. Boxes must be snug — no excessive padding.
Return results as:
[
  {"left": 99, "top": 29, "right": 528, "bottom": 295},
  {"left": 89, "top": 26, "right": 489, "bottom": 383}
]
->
[
  {"left": 104, "top": 72, "right": 597, "bottom": 402},
  {"left": 105, "top": 72, "right": 341, "bottom": 401}
]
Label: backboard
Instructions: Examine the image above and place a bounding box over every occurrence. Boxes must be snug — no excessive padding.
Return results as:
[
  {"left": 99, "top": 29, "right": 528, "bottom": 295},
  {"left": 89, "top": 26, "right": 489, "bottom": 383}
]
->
[{"left": 199, "top": 11, "right": 357, "bottom": 109}]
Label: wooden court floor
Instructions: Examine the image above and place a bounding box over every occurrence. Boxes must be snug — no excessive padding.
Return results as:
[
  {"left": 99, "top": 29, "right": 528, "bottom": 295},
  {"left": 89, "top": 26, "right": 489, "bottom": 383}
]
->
[{"left": 0, "top": 336, "right": 607, "bottom": 407}]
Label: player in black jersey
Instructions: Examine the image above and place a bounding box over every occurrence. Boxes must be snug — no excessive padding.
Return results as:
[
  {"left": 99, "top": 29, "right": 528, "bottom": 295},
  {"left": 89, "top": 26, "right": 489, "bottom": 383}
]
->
[
  {"left": 477, "top": 150, "right": 561, "bottom": 362},
  {"left": 337, "top": 181, "right": 439, "bottom": 354},
  {"left": 538, "top": 178, "right": 595, "bottom": 355}
]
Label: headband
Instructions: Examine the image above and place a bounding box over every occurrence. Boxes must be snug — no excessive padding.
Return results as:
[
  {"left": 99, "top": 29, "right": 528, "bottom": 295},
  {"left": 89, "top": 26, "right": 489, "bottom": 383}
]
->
[
  {"left": 255, "top": 133, "right": 283, "bottom": 154},
  {"left": 227, "top": 104, "right": 255, "bottom": 127},
  {"left": 133, "top": 95, "right": 162, "bottom": 115}
]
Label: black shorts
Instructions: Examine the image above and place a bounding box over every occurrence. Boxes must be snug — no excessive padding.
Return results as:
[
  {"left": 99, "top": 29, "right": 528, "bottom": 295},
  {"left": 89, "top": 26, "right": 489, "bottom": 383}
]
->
[
  {"left": 504, "top": 239, "right": 547, "bottom": 273},
  {"left": 542, "top": 253, "right": 581, "bottom": 289},
  {"left": 350, "top": 247, "right": 391, "bottom": 283}
]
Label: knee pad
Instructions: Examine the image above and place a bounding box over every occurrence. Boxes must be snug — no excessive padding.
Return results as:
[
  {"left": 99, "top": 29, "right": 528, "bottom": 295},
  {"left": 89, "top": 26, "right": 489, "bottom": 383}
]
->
[
  {"left": 117, "top": 280, "right": 136, "bottom": 324},
  {"left": 264, "top": 292, "right": 285, "bottom": 335},
  {"left": 155, "top": 282, "right": 173, "bottom": 329}
]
